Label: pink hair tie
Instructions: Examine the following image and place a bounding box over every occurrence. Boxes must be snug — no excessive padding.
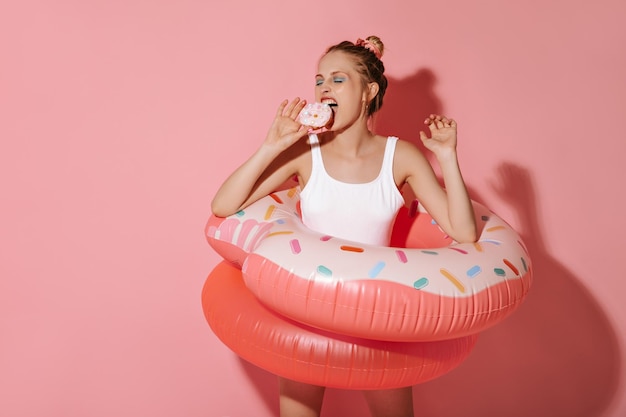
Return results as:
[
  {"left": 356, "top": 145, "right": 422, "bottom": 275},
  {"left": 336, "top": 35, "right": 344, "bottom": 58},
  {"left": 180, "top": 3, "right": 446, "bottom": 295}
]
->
[{"left": 355, "top": 38, "right": 382, "bottom": 59}]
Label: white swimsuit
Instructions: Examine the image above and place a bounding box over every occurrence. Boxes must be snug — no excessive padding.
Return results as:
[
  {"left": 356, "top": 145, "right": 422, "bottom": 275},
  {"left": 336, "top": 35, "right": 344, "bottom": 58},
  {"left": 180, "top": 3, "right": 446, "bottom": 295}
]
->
[{"left": 300, "top": 134, "right": 405, "bottom": 246}]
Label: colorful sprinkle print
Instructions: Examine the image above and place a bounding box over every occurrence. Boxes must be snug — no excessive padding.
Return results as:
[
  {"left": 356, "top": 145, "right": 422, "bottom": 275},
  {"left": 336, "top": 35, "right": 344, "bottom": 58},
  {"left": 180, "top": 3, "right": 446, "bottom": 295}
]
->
[
  {"left": 368, "top": 261, "right": 386, "bottom": 278},
  {"left": 413, "top": 277, "right": 429, "bottom": 289},
  {"left": 264, "top": 205, "right": 275, "bottom": 220},
  {"left": 269, "top": 193, "right": 283, "bottom": 204},
  {"left": 202, "top": 187, "right": 536, "bottom": 350},
  {"left": 503, "top": 259, "right": 519, "bottom": 276},
  {"left": 440, "top": 268, "right": 465, "bottom": 293},
  {"left": 205, "top": 188, "right": 534, "bottom": 346},
  {"left": 395, "top": 250, "right": 408, "bottom": 263},
  {"left": 466, "top": 265, "right": 482, "bottom": 278},
  {"left": 289, "top": 239, "right": 301, "bottom": 254},
  {"left": 317, "top": 265, "right": 332, "bottom": 277},
  {"left": 449, "top": 247, "right": 468, "bottom": 254},
  {"left": 340, "top": 245, "right": 364, "bottom": 253},
  {"left": 267, "top": 231, "right": 294, "bottom": 238},
  {"left": 208, "top": 189, "right": 532, "bottom": 305}
]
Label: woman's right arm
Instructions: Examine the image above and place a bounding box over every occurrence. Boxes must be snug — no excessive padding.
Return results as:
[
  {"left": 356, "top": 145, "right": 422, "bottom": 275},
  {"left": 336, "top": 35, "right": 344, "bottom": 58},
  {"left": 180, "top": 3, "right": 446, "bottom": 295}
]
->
[{"left": 210, "top": 98, "right": 309, "bottom": 217}]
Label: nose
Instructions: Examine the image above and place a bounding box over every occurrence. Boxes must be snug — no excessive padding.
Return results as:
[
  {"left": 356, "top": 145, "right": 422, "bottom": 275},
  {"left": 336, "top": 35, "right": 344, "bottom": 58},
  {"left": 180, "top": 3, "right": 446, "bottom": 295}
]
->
[{"left": 318, "top": 79, "right": 331, "bottom": 94}]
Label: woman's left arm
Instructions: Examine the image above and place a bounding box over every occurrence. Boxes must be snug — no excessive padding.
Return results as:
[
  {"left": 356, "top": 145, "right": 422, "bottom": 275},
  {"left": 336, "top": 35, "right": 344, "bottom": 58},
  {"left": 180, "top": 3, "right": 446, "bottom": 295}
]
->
[{"left": 399, "top": 115, "right": 477, "bottom": 243}]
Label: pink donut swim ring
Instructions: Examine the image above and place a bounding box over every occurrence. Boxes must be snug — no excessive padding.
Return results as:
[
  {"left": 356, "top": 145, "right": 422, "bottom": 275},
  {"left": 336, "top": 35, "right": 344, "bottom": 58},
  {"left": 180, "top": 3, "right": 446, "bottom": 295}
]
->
[
  {"left": 205, "top": 187, "right": 533, "bottom": 342},
  {"left": 298, "top": 102, "right": 333, "bottom": 128}
]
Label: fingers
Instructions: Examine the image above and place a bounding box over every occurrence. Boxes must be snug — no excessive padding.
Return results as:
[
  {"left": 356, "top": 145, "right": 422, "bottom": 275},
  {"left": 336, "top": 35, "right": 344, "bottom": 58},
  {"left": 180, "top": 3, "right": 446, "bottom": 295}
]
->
[
  {"left": 424, "top": 114, "right": 456, "bottom": 129},
  {"left": 276, "top": 100, "right": 289, "bottom": 117},
  {"left": 279, "top": 98, "right": 307, "bottom": 119}
]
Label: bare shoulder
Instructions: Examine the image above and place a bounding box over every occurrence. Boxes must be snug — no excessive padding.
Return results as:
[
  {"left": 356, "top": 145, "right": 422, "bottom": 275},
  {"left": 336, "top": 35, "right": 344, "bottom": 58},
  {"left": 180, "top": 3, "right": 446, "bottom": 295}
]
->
[
  {"left": 392, "top": 138, "right": 433, "bottom": 184},
  {"left": 393, "top": 138, "right": 429, "bottom": 166},
  {"left": 394, "top": 137, "right": 421, "bottom": 153}
]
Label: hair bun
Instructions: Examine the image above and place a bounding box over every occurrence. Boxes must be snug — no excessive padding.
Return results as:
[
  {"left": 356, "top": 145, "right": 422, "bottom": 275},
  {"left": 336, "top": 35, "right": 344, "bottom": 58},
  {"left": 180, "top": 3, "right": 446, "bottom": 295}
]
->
[
  {"left": 365, "top": 36, "right": 384, "bottom": 58},
  {"left": 356, "top": 36, "right": 384, "bottom": 59}
]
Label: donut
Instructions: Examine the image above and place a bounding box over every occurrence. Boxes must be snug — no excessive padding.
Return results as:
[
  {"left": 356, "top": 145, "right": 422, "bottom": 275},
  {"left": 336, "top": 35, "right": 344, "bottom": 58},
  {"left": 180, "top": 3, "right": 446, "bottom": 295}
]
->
[
  {"left": 298, "top": 102, "right": 333, "bottom": 128},
  {"left": 206, "top": 187, "right": 533, "bottom": 342},
  {"left": 202, "top": 261, "right": 478, "bottom": 389}
]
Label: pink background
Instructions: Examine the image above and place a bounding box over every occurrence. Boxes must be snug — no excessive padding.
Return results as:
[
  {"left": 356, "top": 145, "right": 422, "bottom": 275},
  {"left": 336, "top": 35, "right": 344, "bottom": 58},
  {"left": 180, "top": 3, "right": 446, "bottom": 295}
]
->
[{"left": 1, "top": 1, "right": 625, "bottom": 416}]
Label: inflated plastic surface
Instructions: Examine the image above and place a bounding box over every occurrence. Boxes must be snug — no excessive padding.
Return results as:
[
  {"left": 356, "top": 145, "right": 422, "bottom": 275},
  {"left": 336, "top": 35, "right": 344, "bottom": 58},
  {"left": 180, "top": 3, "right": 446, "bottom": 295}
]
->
[
  {"left": 202, "top": 261, "right": 478, "bottom": 389},
  {"left": 206, "top": 188, "right": 532, "bottom": 341}
]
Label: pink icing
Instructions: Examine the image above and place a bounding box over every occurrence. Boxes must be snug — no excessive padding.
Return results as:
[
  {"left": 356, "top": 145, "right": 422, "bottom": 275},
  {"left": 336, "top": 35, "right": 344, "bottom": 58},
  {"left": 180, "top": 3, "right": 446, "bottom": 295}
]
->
[{"left": 298, "top": 102, "right": 333, "bottom": 127}]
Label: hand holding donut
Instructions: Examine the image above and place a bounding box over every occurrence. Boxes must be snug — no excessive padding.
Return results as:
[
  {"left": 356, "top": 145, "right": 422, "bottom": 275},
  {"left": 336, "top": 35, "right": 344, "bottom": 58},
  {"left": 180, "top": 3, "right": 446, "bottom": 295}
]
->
[
  {"left": 419, "top": 114, "right": 458, "bottom": 157},
  {"left": 263, "top": 98, "right": 310, "bottom": 151}
]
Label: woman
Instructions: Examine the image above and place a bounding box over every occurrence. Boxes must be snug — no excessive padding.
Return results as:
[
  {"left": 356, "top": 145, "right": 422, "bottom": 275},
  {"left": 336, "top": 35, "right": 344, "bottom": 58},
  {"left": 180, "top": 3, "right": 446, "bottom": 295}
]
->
[{"left": 211, "top": 36, "right": 477, "bottom": 417}]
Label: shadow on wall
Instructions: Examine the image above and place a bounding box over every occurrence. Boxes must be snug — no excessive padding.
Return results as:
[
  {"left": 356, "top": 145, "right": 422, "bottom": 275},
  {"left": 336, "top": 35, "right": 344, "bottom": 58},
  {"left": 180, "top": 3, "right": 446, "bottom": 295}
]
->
[
  {"left": 410, "top": 163, "right": 621, "bottom": 417},
  {"left": 234, "top": 71, "right": 621, "bottom": 417},
  {"left": 375, "top": 68, "right": 442, "bottom": 154}
]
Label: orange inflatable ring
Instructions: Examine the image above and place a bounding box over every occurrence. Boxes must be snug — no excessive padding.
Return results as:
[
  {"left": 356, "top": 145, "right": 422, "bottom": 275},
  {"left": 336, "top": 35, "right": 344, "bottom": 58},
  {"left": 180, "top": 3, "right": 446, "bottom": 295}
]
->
[
  {"left": 202, "top": 261, "right": 478, "bottom": 389},
  {"left": 206, "top": 187, "right": 532, "bottom": 342}
]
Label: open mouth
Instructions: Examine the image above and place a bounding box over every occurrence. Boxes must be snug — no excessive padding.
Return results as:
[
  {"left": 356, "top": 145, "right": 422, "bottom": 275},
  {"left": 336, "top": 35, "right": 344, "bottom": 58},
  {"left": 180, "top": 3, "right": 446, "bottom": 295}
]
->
[{"left": 321, "top": 98, "right": 337, "bottom": 108}]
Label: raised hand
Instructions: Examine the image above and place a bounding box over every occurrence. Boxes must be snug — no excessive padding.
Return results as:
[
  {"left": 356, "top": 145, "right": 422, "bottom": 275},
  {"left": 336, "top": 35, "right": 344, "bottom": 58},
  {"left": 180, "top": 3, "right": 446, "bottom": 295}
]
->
[
  {"left": 264, "top": 98, "right": 309, "bottom": 151},
  {"left": 419, "top": 114, "right": 458, "bottom": 157}
]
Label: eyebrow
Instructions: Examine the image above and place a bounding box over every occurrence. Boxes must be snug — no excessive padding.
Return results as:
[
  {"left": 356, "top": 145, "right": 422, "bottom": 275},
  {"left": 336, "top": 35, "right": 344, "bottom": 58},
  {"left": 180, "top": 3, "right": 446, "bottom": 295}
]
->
[{"left": 315, "top": 71, "right": 348, "bottom": 78}]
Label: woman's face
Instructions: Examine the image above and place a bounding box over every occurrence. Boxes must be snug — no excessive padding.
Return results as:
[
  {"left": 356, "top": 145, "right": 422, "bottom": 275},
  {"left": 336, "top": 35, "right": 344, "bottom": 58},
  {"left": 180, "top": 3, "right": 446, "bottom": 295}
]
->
[{"left": 315, "top": 51, "right": 373, "bottom": 131}]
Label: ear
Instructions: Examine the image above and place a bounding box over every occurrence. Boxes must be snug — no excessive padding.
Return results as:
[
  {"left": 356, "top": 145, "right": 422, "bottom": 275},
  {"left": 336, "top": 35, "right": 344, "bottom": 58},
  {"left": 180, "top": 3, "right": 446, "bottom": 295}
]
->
[{"left": 367, "top": 82, "right": 379, "bottom": 101}]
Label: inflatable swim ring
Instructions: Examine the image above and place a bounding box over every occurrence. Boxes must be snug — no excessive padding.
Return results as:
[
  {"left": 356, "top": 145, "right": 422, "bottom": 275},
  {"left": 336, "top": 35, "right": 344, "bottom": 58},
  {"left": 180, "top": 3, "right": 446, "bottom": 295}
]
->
[
  {"left": 206, "top": 187, "right": 532, "bottom": 342},
  {"left": 202, "top": 261, "right": 478, "bottom": 389}
]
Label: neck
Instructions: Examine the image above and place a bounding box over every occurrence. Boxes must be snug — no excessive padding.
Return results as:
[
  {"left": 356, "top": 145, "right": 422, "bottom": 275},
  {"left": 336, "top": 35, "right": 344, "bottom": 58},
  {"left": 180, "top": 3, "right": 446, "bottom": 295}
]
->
[{"left": 323, "top": 117, "right": 375, "bottom": 154}]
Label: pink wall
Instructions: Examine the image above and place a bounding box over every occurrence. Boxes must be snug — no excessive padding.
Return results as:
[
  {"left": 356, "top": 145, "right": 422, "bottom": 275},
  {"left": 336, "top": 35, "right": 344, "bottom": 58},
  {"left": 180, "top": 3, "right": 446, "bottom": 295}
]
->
[{"left": 1, "top": 1, "right": 624, "bottom": 416}]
